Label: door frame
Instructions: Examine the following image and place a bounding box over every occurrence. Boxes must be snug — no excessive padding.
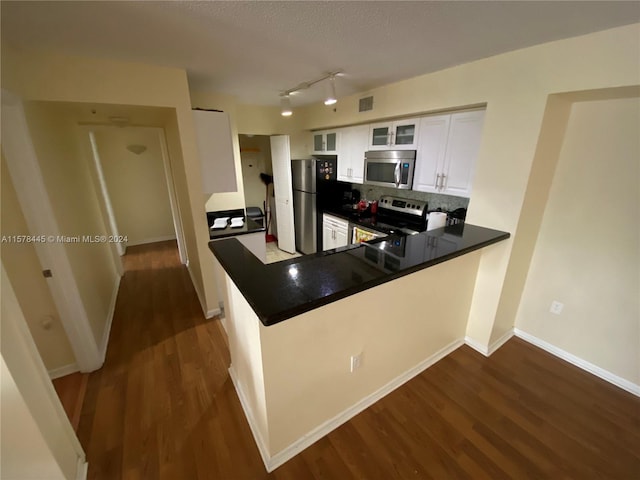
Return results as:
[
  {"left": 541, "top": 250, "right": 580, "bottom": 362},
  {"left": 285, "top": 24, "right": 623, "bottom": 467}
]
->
[{"left": 1, "top": 90, "right": 102, "bottom": 372}]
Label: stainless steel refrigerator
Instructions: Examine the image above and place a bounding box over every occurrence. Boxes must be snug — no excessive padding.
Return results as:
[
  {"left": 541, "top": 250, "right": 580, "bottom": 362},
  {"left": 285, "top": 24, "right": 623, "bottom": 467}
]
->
[{"left": 291, "top": 159, "right": 317, "bottom": 254}]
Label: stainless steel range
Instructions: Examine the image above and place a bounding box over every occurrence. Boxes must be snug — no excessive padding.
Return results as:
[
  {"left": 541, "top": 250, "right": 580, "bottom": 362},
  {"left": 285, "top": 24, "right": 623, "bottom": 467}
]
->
[{"left": 351, "top": 195, "right": 428, "bottom": 238}]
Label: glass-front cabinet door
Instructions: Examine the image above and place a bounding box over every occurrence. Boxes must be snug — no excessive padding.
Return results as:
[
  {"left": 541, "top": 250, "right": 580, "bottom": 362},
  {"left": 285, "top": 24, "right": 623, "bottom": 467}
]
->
[
  {"left": 313, "top": 133, "right": 324, "bottom": 152},
  {"left": 370, "top": 124, "right": 391, "bottom": 147},
  {"left": 394, "top": 122, "right": 416, "bottom": 146},
  {"left": 325, "top": 132, "right": 337, "bottom": 151},
  {"left": 369, "top": 118, "right": 420, "bottom": 150},
  {"left": 312, "top": 130, "right": 339, "bottom": 154}
]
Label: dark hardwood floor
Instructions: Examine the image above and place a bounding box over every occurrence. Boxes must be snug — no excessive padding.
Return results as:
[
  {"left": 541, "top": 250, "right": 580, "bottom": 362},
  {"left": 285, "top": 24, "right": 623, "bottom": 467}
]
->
[
  {"left": 53, "top": 371, "right": 89, "bottom": 431},
  {"left": 78, "top": 240, "right": 640, "bottom": 479}
]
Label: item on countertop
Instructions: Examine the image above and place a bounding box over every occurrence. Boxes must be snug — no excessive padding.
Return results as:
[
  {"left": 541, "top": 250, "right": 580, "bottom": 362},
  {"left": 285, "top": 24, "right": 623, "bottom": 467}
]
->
[
  {"left": 370, "top": 200, "right": 378, "bottom": 214},
  {"left": 427, "top": 212, "right": 447, "bottom": 231},
  {"left": 211, "top": 217, "right": 230, "bottom": 229},
  {"left": 230, "top": 217, "right": 244, "bottom": 228}
]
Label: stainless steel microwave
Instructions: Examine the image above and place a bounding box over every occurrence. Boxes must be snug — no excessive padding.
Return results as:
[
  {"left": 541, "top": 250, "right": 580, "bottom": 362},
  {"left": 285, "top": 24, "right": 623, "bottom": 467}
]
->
[{"left": 363, "top": 150, "right": 416, "bottom": 190}]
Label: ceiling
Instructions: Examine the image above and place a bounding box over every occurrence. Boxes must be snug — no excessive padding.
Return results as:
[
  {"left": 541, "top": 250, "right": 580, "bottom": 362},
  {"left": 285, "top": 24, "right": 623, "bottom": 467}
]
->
[{"left": 2, "top": 1, "right": 638, "bottom": 107}]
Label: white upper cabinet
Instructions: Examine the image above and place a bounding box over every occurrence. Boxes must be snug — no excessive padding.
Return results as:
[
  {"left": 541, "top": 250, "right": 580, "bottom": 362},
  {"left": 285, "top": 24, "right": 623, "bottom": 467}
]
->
[
  {"left": 312, "top": 130, "right": 339, "bottom": 154},
  {"left": 192, "top": 109, "right": 237, "bottom": 194},
  {"left": 337, "top": 124, "right": 369, "bottom": 184},
  {"left": 369, "top": 117, "right": 420, "bottom": 150},
  {"left": 413, "top": 110, "right": 485, "bottom": 198}
]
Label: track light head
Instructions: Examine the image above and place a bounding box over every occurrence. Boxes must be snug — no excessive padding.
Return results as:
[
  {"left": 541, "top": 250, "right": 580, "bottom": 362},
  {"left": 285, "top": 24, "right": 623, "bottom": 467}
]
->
[
  {"left": 324, "top": 75, "right": 337, "bottom": 106},
  {"left": 280, "top": 94, "right": 293, "bottom": 117}
]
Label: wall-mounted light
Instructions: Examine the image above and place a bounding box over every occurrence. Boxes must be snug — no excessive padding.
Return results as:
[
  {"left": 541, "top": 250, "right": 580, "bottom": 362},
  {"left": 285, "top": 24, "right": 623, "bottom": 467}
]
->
[
  {"left": 126, "top": 144, "right": 147, "bottom": 155},
  {"left": 279, "top": 70, "right": 342, "bottom": 117},
  {"left": 324, "top": 75, "right": 337, "bottom": 106},
  {"left": 280, "top": 94, "right": 293, "bottom": 117}
]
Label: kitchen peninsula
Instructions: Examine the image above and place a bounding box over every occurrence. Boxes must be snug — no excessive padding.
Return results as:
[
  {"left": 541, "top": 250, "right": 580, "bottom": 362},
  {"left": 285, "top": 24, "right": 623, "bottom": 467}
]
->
[{"left": 209, "top": 224, "right": 509, "bottom": 471}]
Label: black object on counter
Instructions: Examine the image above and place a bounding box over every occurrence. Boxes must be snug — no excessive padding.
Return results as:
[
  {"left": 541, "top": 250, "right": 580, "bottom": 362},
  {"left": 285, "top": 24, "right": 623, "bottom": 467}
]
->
[{"left": 209, "top": 223, "right": 509, "bottom": 326}]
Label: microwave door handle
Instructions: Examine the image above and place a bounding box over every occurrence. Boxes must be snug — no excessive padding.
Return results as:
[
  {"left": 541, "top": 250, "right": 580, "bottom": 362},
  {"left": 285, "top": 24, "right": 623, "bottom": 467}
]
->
[{"left": 394, "top": 161, "right": 401, "bottom": 187}]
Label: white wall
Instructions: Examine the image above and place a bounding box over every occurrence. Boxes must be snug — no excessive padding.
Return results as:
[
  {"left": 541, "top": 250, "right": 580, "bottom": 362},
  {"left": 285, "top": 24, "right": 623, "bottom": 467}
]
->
[
  {"left": 94, "top": 127, "right": 176, "bottom": 246},
  {"left": 515, "top": 96, "right": 640, "bottom": 385},
  {"left": 1, "top": 264, "right": 86, "bottom": 480}
]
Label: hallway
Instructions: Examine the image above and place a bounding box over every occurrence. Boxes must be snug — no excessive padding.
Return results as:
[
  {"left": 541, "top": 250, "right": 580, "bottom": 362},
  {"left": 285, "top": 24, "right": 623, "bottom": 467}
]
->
[{"left": 77, "top": 241, "right": 266, "bottom": 478}]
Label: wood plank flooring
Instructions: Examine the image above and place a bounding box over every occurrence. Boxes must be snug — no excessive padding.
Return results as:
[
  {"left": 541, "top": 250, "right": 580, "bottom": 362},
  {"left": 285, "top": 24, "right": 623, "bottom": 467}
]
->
[
  {"left": 52, "top": 371, "right": 89, "bottom": 431},
  {"left": 78, "top": 240, "right": 640, "bottom": 479}
]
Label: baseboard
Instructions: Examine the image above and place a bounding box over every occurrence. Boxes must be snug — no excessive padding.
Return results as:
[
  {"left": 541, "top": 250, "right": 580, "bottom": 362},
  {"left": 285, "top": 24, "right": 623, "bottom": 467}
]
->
[
  {"left": 228, "top": 367, "right": 271, "bottom": 469},
  {"left": 187, "top": 264, "right": 219, "bottom": 319},
  {"left": 464, "top": 336, "right": 489, "bottom": 356},
  {"left": 48, "top": 363, "right": 80, "bottom": 380},
  {"left": 126, "top": 234, "right": 177, "bottom": 247},
  {"left": 465, "top": 329, "right": 514, "bottom": 357},
  {"left": 99, "top": 274, "right": 122, "bottom": 364},
  {"left": 76, "top": 457, "right": 88, "bottom": 480},
  {"left": 232, "top": 338, "right": 464, "bottom": 472},
  {"left": 514, "top": 328, "right": 640, "bottom": 397}
]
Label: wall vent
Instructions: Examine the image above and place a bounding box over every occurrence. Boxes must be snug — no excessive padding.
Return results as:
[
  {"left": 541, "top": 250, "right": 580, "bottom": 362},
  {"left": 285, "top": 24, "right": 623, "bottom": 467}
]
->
[{"left": 359, "top": 96, "right": 374, "bottom": 112}]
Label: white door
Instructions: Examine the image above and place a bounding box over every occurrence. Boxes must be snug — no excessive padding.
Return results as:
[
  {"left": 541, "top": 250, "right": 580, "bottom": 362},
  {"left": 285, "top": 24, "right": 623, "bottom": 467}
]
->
[
  {"left": 413, "top": 114, "right": 451, "bottom": 193},
  {"left": 270, "top": 135, "right": 296, "bottom": 253}
]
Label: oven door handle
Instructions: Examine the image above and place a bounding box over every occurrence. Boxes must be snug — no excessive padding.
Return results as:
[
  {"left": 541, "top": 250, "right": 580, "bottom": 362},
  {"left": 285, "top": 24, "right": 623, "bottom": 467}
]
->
[{"left": 394, "top": 161, "right": 401, "bottom": 187}]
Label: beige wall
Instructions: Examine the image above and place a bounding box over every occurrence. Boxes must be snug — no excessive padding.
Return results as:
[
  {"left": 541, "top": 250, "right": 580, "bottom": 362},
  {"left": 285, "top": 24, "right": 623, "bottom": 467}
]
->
[
  {"left": 1, "top": 44, "right": 219, "bottom": 315},
  {"left": 22, "top": 102, "right": 119, "bottom": 348},
  {"left": 226, "top": 250, "right": 481, "bottom": 458},
  {"left": 94, "top": 127, "right": 175, "bottom": 246},
  {"left": 1, "top": 265, "right": 85, "bottom": 480},
  {"left": 296, "top": 23, "right": 640, "bottom": 351},
  {"left": 515, "top": 96, "right": 640, "bottom": 384},
  {"left": 1, "top": 154, "right": 76, "bottom": 372}
]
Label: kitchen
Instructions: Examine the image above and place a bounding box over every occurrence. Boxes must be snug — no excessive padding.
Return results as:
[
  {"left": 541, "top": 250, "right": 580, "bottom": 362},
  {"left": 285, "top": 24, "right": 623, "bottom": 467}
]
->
[
  {"left": 1, "top": 1, "right": 638, "bottom": 478},
  {"left": 207, "top": 103, "right": 512, "bottom": 470}
]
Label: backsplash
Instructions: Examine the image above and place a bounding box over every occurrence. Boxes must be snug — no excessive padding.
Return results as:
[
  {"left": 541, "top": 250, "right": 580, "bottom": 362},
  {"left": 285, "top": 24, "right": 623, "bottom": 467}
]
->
[{"left": 352, "top": 184, "right": 469, "bottom": 212}]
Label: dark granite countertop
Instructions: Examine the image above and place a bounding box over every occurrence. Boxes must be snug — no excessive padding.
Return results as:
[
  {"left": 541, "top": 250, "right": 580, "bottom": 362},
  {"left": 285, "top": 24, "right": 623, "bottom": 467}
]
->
[
  {"left": 208, "top": 208, "right": 266, "bottom": 240},
  {"left": 209, "top": 223, "right": 509, "bottom": 326}
]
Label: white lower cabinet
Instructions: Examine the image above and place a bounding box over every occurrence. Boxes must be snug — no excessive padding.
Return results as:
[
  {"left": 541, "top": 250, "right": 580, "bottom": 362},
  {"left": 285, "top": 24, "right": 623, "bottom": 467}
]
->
[
  {"left": 322, "top": 213, "right": 349, "bottom": 251},
  {"left": 413, "top": 110, "right": 485, "bottom": 198},
  {"left": 337, "top": 125, "right": 368, "bottom": 184}
]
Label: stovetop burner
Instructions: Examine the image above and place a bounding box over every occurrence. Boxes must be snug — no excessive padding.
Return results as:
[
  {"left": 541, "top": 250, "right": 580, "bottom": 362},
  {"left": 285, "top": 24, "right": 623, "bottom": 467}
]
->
[{"left": 375, "top": 195, "right": 428, "bottom": 234}]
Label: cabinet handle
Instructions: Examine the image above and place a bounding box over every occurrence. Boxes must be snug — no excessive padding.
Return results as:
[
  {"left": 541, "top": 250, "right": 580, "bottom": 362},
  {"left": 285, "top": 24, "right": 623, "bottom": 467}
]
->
[
  {"left": 436, "top": 174, "right": 441, "bottom": 190},
  {"left": 441, "top": 174, "right": 447, "bottom": 190}
]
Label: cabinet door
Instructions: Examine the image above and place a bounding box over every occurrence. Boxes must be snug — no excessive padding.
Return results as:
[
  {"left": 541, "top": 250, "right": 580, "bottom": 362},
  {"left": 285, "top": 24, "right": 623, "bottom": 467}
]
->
[
  {"left": 338, "top": 125, "right": 368, "bottom": 183},
  {"left": 192, "top": 110, "right": 238, "bottom": 194},
  {"left": 369, "top": 123, "right": 392, "bottom": 149},
  {"left": 441, "top": 111, "right": 485, "bottom": 197},
  {"left": 325, "top": 132, "right": 337, "bottom": 152},
  {"left": 347, "top": 125, "right": 368, "bottom": 184},
  {"left": 335, "top": 227, "right": 349, "bottom": 248},
  {"left": 322, "top": 223, "right": 334, "bottom": 251},
  {"left": 313, "top": 132, "right": 325, "bottom": 153},
  {"left": 413, "top": 114, "right": 450, "bottom": 193},
  {"left": 392, "top": 118, "right": 420, "bottom": 149}
]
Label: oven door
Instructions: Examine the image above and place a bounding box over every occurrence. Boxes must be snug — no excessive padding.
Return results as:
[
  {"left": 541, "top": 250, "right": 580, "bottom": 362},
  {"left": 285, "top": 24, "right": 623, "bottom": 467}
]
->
[
  {"left": 363, "top": 153, "right": 415, "bottom": 189},
  {"left": 351, "top": 225, "right": 385, "bottom": 244}
]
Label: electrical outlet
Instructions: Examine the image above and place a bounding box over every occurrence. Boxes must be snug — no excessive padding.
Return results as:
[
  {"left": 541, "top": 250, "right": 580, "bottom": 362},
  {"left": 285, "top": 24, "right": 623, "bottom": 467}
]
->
[
  {"left": 350, "top": 353, "right": 362, "bottom": 373},
  {"left": 550, "top": 301, "right": 564, "bottom": 315}
]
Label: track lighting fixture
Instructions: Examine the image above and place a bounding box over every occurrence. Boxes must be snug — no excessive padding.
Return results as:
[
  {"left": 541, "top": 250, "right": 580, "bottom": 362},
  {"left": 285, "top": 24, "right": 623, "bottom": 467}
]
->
[
  {"left": 280, "top": 94, "right": 293, "bottom": 117},
  {"left": 324, "top": 75, "right": 337, "bottom": 106},
  {"left": 279, "top": 71, "right": 342, "bottom": 116}
]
